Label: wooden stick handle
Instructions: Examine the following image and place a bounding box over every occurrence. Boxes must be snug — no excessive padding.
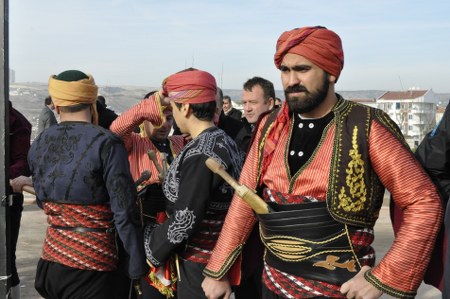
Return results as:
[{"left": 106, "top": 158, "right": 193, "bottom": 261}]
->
[
  {"left": 147, "top": 150, "right": 164, "bottom": 180},
  {"left": 205, "top": 158, "right": 270, "bottom": 214},
  {"left": 22, "top": 185, "right": 36, "bottom": 195}
]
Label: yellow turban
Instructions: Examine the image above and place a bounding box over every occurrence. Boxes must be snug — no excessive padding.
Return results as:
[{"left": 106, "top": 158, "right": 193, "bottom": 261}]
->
[{"left": 48, "top": 71, "right": 99, "bottom": 124}]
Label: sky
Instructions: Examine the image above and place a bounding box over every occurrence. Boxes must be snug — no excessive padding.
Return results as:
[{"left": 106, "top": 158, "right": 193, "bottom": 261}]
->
[{"left": 9, "top": 0, "right": 450, "bottom": 93}]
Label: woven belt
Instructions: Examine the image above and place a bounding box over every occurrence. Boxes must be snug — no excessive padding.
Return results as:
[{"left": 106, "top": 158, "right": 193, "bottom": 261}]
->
[
  {"left": 258, "top": 201, "right": 362, "bottom": 285},
  {"left": 50, "top": 225, "right": 115, "bottom": 234}
]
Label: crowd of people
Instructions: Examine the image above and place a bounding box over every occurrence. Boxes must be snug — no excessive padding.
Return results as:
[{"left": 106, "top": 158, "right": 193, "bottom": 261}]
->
[{"left": 6, "top": 25, "right": 449, "bottom": 299}]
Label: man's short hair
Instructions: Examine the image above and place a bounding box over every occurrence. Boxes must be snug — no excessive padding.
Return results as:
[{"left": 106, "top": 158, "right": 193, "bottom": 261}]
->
[
  {"left": 59, "top": 103, "right": 91, "bottom": 113},
  {"left": 223, "top": 95, "right": 231, "bottom": 103},
  {"left": 45, "top": 96, "right": 52, "bottom": 106},
  {"left": 243, "top": 77, "right": 276, "bottom": 103},
  {"left": 175, "top": 101, "right": 217, "bottom": 121},
  {"left": 217, "top": 88, "right": 224, "bottom": 101}
]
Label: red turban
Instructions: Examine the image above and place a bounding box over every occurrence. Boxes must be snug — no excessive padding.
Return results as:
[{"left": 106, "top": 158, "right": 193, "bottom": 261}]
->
[
  {"left": 165, "top": 69, "right": 217, "bottom": 104},
  {"left": 274, "top": 26, "right": 344, "bottom": 80}
]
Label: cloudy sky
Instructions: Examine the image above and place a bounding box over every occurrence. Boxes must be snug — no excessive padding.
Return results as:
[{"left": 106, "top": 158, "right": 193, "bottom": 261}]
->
[{"left": 9, "top": 0, "right": 450, "bottom": 92}]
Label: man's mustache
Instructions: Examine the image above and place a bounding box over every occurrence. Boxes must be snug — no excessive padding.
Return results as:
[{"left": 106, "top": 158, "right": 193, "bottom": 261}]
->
[{"left": 285, "top": 85, "right": 308, "bottom": 94}]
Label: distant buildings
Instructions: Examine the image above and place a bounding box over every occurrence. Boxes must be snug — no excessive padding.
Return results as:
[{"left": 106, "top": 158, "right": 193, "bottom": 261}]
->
[
  {"left": 436, "top": 105, "right": 446, "bottom": 124},
  {"left": 348, "top": 97, "right": 377, "bottom": 109},
  {"left": 377, "top": 89, "right": 439, "bottom": 148},
  {"left": 349, "top": 89, "right": 445, "bottom": 148}
]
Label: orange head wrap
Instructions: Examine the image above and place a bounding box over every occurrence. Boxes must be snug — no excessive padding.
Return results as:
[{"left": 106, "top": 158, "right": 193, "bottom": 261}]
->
[
  {"left": 165, "top": 68, "right": 217, "bottom": 104},
  {"left": 48, "top": 70, "right": 99, "bottom": 124},
  {"left": 274, "top": 26, "right": 344, "bottom": 80}
]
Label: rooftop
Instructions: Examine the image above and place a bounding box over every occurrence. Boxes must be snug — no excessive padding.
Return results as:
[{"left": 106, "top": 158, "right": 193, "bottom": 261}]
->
[{"left": 378, "top": 90, "right": 428, "bottom": 100}]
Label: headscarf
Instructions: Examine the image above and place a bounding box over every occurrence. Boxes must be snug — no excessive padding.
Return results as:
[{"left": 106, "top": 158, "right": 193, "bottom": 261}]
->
[
  {"left": 274, "top": 26, "right": 344, "bottom": 80},
  {"left": 164, "top": 68, "right": 217, "bottom": 104},
  {"left": 48, "top": 70, "right": 99, "bottom": 124}
]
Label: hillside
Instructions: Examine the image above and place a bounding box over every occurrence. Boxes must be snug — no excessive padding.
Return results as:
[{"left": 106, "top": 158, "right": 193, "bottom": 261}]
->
[{"left": 9, "top": 82, "right": 450, "bottom": 139}]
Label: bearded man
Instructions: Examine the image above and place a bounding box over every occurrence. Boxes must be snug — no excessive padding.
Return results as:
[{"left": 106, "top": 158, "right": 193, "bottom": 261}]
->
[{"left": 202, "top": 26, "right": 443, "bottom": 299}]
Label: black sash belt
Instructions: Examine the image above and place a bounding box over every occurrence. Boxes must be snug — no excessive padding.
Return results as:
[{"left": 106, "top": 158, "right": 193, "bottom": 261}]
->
[
  {"left": 50, "top": 225, "right": 115, "bottom": 234},
  {"left": 139, "top": 184, "right": 167, "bottom": 218},
  {"left": 258, "top": 201, "right": 361, "bottom": 285}
]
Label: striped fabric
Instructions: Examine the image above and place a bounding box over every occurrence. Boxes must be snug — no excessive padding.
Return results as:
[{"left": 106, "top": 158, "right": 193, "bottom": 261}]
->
[
  {"left": 182, "top": 210, "right": 228, "bottom": 264},
  {"left": 109, "top": 95, "right": 185, "bottom": 184},
  {"left": 41, "top": 202, "right": 117, "bottom": 271},
  {"left": 168, "top": 89, "right": 203, "bottom": 103},
  {"left": 206, "top": 105, "right": 443, "bottom": 297},
  {"left": 366, "top": 121, "right": 443, "bottom": 297}
]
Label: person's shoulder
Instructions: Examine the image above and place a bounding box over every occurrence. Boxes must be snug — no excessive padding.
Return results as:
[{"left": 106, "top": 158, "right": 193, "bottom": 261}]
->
[
  {"left": 39, "top": 106, "right": 48, "bottom": 114},
  {"left": 338, "top": 98, "right": 384, "bottom": 117},
  {"left": 76, "top": 122, "right": 120, "bottom": 142},
  {"left": 256, "top": 107, "right": 280, "bottom": 128},
  {"left": 219, "top": 115, "right": 244, "bottom": 139},
  {"left": 96, "top": 125, "right": 121, "bottom": 140},
  {"left": 103, "top": 106, "right": 118, "bottom": 117},
  {"left": 230, "top": 108, "right": 242, "bottom": 117}
]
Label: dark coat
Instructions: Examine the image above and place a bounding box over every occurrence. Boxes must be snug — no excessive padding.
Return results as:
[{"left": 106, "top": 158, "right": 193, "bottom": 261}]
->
[
  {"left": 97, "top": 102, "right": 118, "bottom": 130},
  {"left": 403, "top": 101, "right": 450, "bottom": 292},
  {"left": 225, "top": 108, "right": 242, "bottom": 121},
  {"left": 218, "top": 111, "right": 244, "bottom": 141}
]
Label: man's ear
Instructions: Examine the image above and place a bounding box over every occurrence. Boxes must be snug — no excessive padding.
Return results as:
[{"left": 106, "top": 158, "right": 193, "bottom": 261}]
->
[
  {"left": 268, "top": 97, "right": 275, "bottom": 110},
  {"left": 55, "top": 106, "right": 61, "bottom": 114},
  {"left": 329, "top": 75, "right": 337, "bottom": 83},
  {"left": 182, "top": 103, "right": 191, "bottom": 117}
]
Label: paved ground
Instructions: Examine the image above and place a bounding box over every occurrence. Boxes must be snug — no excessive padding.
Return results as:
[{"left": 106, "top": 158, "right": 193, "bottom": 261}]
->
[{"left": 15, "top": 193, "right": 442, "bottom": 298}]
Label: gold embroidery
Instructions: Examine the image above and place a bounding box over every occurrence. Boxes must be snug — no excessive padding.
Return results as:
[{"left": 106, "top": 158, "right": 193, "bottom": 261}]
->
[
  {"left": 313, "top": 255, "right": 357, "bottom": 272},
  {"left": 261, "top": 230, "right": 352, "bottom": 262},
  {"left": 338, "top": 126, "right": 367, "bottom": 212}
]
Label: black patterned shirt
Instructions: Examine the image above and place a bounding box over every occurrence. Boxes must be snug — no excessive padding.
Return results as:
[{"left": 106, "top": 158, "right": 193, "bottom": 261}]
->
[{"left": 144, "top": 127, "right": 244, "bottom": 266}]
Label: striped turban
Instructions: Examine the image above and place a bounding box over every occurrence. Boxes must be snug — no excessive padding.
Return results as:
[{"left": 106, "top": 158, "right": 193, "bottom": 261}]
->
[
  {"left": 165, "top": 68, "right": 217, "bottom": 104},
  {"left": 48, "top": 70, "right": 99, "bottom": 124},
  {"left": 274, "top": 26, "right": 344, "bottom": 81}
]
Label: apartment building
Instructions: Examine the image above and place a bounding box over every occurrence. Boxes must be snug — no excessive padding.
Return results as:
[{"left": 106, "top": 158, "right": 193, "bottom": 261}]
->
[{"left": 377, "top": 89, "right": 439, "bottom": 148}]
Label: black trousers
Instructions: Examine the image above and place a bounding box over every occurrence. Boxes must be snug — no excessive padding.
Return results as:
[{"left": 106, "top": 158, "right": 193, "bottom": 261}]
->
[
  {"left": 234, "top": 226, "right": 264, "bottom": 299},
  {"left": 140, "top": 277, "right": 168, "bottom": 299},
  {"left": 177, "top": 258, "right": 207, "bottom": 299},
  {"left": 35, "top": 259, "right": 127, "bottom": 299},
  {"left": 9, "top": 194, "right": 23, "bottom": 287}
]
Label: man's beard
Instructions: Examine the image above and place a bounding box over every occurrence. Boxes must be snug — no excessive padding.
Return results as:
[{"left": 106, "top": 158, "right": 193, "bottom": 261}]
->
[{"left": 284, "top": 74, "right": 329, "bottom": 114}]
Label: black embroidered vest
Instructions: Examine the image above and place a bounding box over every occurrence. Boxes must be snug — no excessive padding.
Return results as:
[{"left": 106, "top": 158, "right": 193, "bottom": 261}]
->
[
  {"left": 258, "top": 97, "right": 408, "bottom": 227},
  {"left": 328, "top": 99, "right": 407, "bottom": 227}
]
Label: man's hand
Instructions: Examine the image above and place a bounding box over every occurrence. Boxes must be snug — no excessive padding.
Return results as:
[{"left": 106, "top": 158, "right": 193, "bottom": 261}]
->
[
  {"left": 340, "top": 266, "right": 383, "bottom": 299},
  {"left": 156, "top": 89, "right": 171, "bottom": 107},
  {"left": 10, "top": 175, "right": 33, "bottom": 193},
  {"left": 202, "top": 276, "right": 232, "bottom": 299}
]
